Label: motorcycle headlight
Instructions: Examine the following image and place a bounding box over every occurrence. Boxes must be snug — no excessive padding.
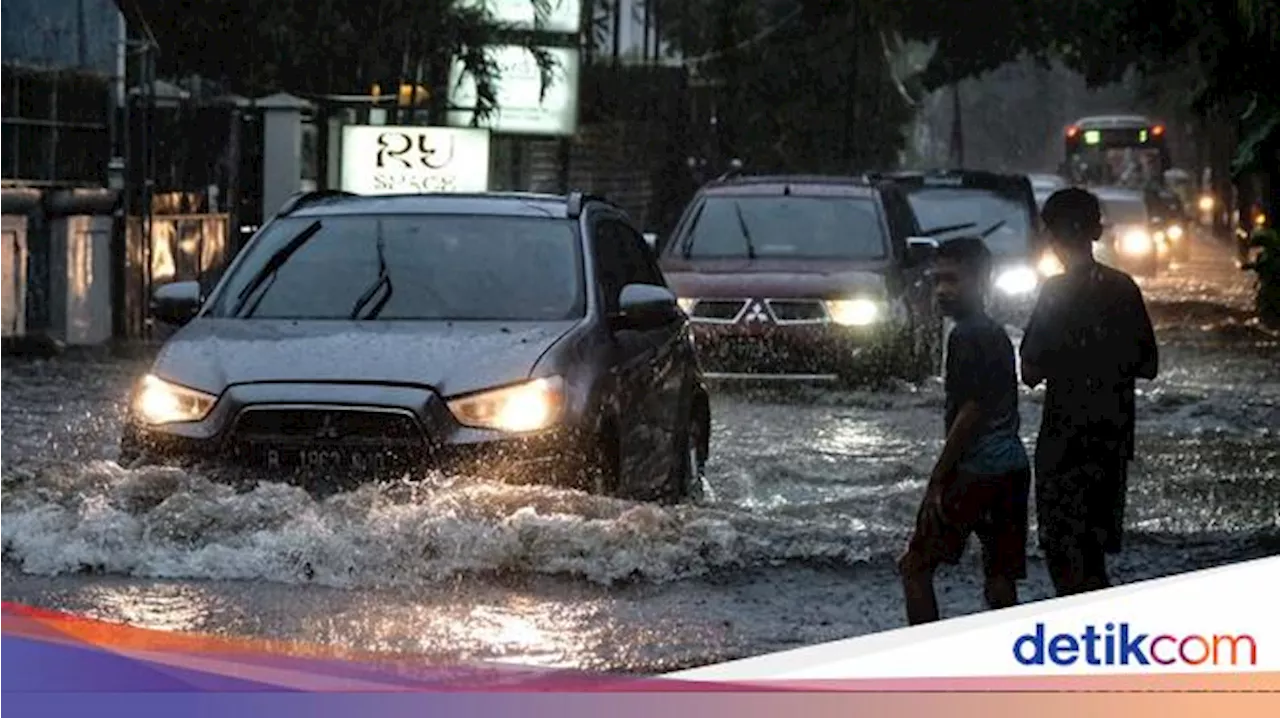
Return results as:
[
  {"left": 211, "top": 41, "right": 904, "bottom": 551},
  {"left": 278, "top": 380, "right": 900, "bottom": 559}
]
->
[
  {"left": 133, "top": 374, "right": 217, "bottom": 425},
  {"left": 994, "top": 266, "right": 1039, "bottom": 295},
  {"left": 1120, "top": 229, "right": 1154, "bottom": 256},
  {"left": 447, "top": 376, "right": 565, "bottom": 433},
  {"left": 824, "top": 298, "right": 881, "bottom": 326},
  {"left": 1037, "top": 251, "right": 1065, "bottom": 277}
]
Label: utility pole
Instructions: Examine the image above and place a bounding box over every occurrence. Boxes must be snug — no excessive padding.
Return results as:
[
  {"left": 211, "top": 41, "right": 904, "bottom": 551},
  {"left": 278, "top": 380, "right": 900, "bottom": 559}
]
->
[{"left": 950, "top": 83, "right": 965, "bottom": 168}]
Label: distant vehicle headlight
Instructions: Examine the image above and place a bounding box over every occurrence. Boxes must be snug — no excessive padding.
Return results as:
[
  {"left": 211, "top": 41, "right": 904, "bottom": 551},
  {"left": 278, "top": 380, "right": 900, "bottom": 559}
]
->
[
  {"left": 134, "top": 374, "right": 217, "bottom": 425},
  {"left": 994, "top": 266, "right": 1039, "bottom": 295},
  {"left": 1198, "top": 195, "right": 1215, "bottom": 212},
  {"left": 1120, "top": 228, "right": 1154, "bottom": 256},
  {"left": 1167, "top": 224, "right": 1184, "bottom": 241},
  {"left": 824, "top": 298, "right": 881, "bottom": 326},
  {"left": 676, "top": 298, "right": 697, "bottom": 314},
  {"left": 1037, "top": 251, "right": 1065, "bottom": 277},
  {"left": 447, "top": 377, "right": 565, "bottom": 433}
]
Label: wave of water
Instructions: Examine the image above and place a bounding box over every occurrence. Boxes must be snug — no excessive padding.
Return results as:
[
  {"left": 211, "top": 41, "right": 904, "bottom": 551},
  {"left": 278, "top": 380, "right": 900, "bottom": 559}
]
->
[{"left": 1, "top": 461, "right": 893, "bottom": 588}]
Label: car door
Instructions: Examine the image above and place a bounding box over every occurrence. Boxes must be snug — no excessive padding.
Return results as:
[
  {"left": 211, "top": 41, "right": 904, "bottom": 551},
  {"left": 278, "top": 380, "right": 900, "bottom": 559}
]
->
[
  {"left": 590, "top": 215, "right": 673, "bottom": 491},
  {"left": 614, "top": 219, "right": 688, "bottom": 478},
  {"left": 884, "top": 188, "right": 934, "bottom": 327}
]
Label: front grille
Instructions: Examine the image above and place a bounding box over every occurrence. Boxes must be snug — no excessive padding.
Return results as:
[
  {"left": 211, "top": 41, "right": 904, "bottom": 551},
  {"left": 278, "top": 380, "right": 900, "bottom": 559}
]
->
[
  {"left": 232, "top": 408, "right": 424, "bottom": 446},
  {"left": 766, "top": 299, "right": 827, "bottom": 323},
  {"left": 698, "top": 335, "right": 847, "bottom": 374},
  {"left": 690, "top": 299, "right": 748, "bottom": 322}
]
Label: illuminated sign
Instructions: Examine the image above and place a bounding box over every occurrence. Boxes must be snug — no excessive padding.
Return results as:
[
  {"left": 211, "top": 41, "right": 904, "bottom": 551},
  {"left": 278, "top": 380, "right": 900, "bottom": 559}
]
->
[
  {"left": 447, "top": 45, "right": 581, "bottom": 136},
  {"left": 339, "top": 125, "right": 491, "bottom": 194},
  {"left": 458, "top": 0, "right": 583, "bottom": 33}
]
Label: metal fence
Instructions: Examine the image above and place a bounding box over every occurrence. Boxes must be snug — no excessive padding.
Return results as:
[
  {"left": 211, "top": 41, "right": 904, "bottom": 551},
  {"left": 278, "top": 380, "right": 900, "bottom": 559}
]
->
[{"left": 125, "top": 213, "right": 229, "bottom": 338}]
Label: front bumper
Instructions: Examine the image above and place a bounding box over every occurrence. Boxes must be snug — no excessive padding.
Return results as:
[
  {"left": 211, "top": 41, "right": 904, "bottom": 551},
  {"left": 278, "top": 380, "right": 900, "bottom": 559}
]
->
[
  {"left": 690, "top": 321, "right": 902, "bottom": 381},
  {"left": 120, "top": 381, "right": 593, "bottom": 487}
]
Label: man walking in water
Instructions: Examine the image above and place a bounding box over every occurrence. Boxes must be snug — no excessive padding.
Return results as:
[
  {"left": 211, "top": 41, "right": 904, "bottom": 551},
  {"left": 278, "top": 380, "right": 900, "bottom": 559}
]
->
[
  {"left": 1021, "top": 188, "right": 1159, "bottom": 596},
  {"left": 899, "top": 237, "right": 1031, "bottom": 624}
]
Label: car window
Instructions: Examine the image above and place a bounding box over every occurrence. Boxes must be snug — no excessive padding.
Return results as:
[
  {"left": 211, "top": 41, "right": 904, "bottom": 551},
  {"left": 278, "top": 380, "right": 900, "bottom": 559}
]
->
[
  {"left": 904, "top": 187, "right": 1034, "bottom": 257},
  {"left": 208, "top": 214, "right": 585, "bottom": 321},
  {"left": 676, "top": 195, "right": 888, "bottom": 259},
  {"left": 593, "top": 218, "right": 661, "bottom": 312},
  {"left": 1100, "top": 197, "right": 1148, "bottom": 226}
]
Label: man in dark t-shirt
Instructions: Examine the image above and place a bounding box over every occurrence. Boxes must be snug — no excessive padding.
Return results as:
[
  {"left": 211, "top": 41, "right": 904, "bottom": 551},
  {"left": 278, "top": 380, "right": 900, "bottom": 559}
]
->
[
  {"left": 899, "top": 237, "right": 1031, "bottom": 625},
  {"left": 1021, "top": 188, "right": 1159, "bottom": 597}
]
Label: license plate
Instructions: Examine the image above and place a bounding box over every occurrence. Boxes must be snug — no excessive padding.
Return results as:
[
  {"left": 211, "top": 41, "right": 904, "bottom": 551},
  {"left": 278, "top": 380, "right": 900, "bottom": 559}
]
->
[{"left": 255, "top": 446, "right": 391, "bottom": 473}]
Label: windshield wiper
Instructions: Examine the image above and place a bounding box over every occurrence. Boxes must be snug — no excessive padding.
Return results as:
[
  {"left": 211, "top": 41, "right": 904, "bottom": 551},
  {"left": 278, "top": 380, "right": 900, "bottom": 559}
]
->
[
  {"left": 348, "top": 219, "right": 394, "bottom": 320},
  {"left": 919, "top": 221, "right": 977, "bottom": 237},
  {"left": 980, "top": 219, "right": 1008, "bottom": 238},
  {"left": 230, "top": 220, "right": 323, "bottom": 317},
  {"left": 732, "top": 201, "right": 758, "bottom": 259}
]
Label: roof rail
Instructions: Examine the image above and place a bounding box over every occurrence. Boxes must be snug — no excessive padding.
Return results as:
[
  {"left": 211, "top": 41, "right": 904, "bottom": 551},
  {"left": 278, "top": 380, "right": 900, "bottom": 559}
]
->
[
  {"left": 277, "top": 189, "right": 358, "bottom": 216},
  {"left": 566, "top": 190, "right": 613, "bottom": 218}
]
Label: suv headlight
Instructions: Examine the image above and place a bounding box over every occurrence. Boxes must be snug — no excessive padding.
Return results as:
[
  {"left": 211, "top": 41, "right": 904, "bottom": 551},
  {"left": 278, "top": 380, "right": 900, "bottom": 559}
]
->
[
  {"left": 1120, "top": 228, "right": 1154, "bottom": 256},
  {"left": 994, "top": 266, "right": 1039, "bottom": 295},
  {"left": 824, "top": 298, "right": 881, "bottom": 326},
  {"left": 447, "top": 376, "right": 565, "bottom": 433},
  {"left": 134, "top": 374, "right": 217, "bottom": 425},
  {"left": 676, "top": 298, "right": 697, "bottom": 314},
  {"left": 1037, "top": 251, "right": 1065, "bottom": 277}
]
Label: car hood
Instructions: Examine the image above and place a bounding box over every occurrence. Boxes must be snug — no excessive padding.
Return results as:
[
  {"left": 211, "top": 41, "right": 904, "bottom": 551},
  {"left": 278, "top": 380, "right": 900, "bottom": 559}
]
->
[
  {"left": 659, "top": 258, "right": 893, "bottom": 299},
  {"left": 151, "top": 319, "right": 579, "bottom": 398}
]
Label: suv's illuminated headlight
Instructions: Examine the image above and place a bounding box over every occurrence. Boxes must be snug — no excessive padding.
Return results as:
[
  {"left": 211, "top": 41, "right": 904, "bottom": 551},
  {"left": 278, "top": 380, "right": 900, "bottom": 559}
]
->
[
  {"left": 994, "top": 266, "right": 1039, "bottom": 295},
  {"left": 447, "top": 377, "right": 565, "bottom": 433},
  {"left": 1037, "top": 251, "right": 1065, "bottom": 277},
  {"left": 824, "top": 298, "right": 881, "bottom": 326},
  {"left": 677, "top": 298, "right": 697, "bottom": 314},
  {"left": 1120, "top": 228, "right": 1154, "bottom": 256},
  {"left": 134, "top": 374, "right": 217, "bottom": 425}
]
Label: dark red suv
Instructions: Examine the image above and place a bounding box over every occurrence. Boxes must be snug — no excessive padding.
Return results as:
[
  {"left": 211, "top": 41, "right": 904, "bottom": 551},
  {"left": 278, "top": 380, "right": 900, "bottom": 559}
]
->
[{"left": 655, "top": 175, "right": 942, "bottom": 384}]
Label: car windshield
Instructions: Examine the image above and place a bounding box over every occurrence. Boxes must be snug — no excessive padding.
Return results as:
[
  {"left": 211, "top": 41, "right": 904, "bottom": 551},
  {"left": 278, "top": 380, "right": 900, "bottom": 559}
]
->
[
  {"left": 208, "top": 215, "right": 584, "bottom": 321},
  {"left": 1100, "top": 197, "right": 1149, "bottom": 226},
  {"left": 904, "top": 187, "right": 1033, "bottom": 256},
  {"left": 677, "top": 195, "right": 888, "bottom": 259}
]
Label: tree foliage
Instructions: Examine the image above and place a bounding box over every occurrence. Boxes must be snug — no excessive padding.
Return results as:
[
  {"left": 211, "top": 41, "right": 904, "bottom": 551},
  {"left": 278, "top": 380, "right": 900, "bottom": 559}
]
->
[
  {"left": 123, "top": 0, "right": 558, "bottom": 121},
  {"left": 649, "top": 0, "right": 911, "bottom": 173}
]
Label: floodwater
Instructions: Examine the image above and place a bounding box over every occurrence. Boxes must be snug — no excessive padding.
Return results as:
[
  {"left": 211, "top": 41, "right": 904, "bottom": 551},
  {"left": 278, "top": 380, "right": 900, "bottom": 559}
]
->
[{"left": 3, "top": 237, "right": 1277, "bottom": 673}]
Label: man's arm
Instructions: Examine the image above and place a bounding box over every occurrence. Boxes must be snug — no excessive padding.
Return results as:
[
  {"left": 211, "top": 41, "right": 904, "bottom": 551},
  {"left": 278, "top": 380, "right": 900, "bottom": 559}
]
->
[
  {"left": 929, "top": 331, "right": 992, "bottom": 495},
  {"left": 1130, "top": 283, "right": 1158, "bottom": 380},
  {"left": 930, "top": 400, "right": 984, "bottom": 489},
  {"left": 1020, "top": 287, "right": 1058, "bottom": 387}
]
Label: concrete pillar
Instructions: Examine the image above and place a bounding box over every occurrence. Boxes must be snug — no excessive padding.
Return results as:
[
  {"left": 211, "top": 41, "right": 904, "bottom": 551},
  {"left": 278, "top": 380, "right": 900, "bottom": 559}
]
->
[{"left": 258, "top": 92, "right": 313, "bottom": 222}]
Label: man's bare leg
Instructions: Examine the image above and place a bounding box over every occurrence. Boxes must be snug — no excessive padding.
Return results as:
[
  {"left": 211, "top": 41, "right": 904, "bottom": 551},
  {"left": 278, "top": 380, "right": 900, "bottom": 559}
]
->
[{"left": 899, "top": 551, "right": 941, "bottom": 625}]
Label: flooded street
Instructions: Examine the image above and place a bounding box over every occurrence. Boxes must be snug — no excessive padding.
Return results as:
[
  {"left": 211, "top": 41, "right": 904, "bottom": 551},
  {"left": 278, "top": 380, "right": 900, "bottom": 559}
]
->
[{"left": 3, "top": 238, "right": 1278, "bottom": 673}]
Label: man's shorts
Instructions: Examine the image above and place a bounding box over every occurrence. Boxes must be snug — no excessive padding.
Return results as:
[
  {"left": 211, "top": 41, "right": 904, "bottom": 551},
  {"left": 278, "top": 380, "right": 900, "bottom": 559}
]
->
[
  {"left": 1035, "top": 459, "right": 1129, "bottom": 557},
  {"left": 905, "top": 466, "right": 1032, "bottom": 580}
]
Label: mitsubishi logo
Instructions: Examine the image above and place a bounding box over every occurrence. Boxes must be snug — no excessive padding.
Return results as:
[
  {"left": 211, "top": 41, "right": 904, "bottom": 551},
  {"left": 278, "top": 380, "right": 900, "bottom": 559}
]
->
[
  {"left": 314, "top": 414, "right": 341, "bottom": 439},
  {"left": 745, "top": 302, "right": 770, "bottom": 323}
]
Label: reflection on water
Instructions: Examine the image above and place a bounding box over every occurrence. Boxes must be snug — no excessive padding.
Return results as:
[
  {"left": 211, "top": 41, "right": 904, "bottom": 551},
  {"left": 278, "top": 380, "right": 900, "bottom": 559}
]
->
[{"left": 81, "top": 583, "right": 215, "bottom": 634}]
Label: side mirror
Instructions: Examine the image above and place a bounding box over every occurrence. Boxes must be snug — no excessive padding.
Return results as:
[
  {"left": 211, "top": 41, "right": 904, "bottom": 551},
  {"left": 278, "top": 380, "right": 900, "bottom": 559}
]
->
[
  {"left": 906, "top": 237, "right": 939, "bottom": 266},
  {"left": 611, "top": 283, "right": 679, "bottom": 330},
  {"left": 150, "top": 280, "right": 202, "bottom": 326}
]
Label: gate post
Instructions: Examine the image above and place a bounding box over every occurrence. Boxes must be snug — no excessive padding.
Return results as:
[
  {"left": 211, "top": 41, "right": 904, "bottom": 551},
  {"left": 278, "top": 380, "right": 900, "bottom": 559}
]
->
[{"left": 258, "top": 92, "right": 313, "bottom": 222}]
